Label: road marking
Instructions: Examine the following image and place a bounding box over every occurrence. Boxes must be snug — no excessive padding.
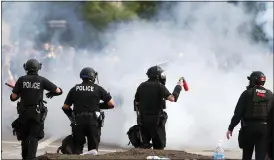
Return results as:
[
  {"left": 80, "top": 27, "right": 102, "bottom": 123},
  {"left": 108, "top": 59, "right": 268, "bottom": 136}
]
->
[
  {"left": 2, "top": 141, "right": 121, "bottom": 153},
  {"left": 2, "top": 141, "right": 19, "bottom": 144},
  {"left": 7, "top": 153, "right": 21, "bottom": 157},
  {"left": 37, "top": 136, "right": 60, "bottom": 150},
  {"left": 2, "top": 140, "right": 59, "bottom": 148}
]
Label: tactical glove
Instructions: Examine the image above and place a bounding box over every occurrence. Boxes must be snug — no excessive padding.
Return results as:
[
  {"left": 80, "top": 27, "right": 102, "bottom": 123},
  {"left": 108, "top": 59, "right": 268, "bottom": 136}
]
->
[
  {"left": 46, "top": 88, "right": 63, "bottom": 99},
  {"left": 45, "top": 92, "right": 55, "bottom": 99}
]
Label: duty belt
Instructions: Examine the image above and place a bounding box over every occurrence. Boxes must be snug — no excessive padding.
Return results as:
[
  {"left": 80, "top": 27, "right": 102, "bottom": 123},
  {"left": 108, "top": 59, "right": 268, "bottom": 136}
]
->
[
  {"left": 243, "top": 119, "right": 267, "bottom": 125},
  {"left": 23, "top": 104, "right": 41, "bottom": 113},
  {"left": 75, "top": 112, "right": 94, "bottom": 116}
]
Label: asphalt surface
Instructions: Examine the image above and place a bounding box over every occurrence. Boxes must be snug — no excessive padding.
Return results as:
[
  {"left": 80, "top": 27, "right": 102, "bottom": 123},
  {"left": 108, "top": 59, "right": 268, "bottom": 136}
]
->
[
  {"left": 1, "top": 112, "right": 244, "bottom": 159},
  {"left": 2, "top": 134, "right": 244, "bottom": 159},
  {"left": 2, "top": 138, "right": 124, "bottom": 159}
]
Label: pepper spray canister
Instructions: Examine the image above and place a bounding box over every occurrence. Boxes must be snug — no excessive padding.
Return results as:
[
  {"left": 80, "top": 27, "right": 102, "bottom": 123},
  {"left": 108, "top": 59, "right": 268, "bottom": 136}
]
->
[{"left": 179, "top": 77, "right": 189, "bottom": 91}]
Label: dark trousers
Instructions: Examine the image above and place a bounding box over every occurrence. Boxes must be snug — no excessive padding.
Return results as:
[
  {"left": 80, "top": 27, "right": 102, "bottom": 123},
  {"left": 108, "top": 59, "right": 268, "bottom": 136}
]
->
[
  {"left": 241, "top": 123, "right": 267, "bottom": 160},
  {"left": 141, "top": 114, "right": 166, "bottom": 150},
  {"left": 18, "top": 110, "right": 42, "bottom": 160},
  {"left": 72, "top": 124, "right": 101, "bottom": 154}
]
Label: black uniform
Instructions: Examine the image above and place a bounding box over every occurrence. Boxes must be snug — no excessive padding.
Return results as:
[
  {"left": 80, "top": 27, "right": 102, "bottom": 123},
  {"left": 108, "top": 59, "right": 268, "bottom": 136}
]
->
[
  {"left": 11, "top": 59, "right": 61, "bottom": 160},
  {"left": 133, "top": 66, "right": 182, "bottom": 150},
  {"left": 267, "top": 96, "right": 273, "bottom": 159},
  {"left": 134, "top": 79, "right": 171, "bottom": 149},
  {"left": 228, "top": 72, "right": 272, "bottom": 160},
  {"left": 63, "top": 67, "right": 112, "bottom": 154}
]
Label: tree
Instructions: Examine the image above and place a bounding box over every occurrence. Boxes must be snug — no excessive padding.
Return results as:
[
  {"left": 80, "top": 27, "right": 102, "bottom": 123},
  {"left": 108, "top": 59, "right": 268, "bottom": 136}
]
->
[
  {"left": 122, "top": 1, "right": 160, "bottom": 19},
  {"left": 82, "top": 2, "right": 138, "bottom": 30}
]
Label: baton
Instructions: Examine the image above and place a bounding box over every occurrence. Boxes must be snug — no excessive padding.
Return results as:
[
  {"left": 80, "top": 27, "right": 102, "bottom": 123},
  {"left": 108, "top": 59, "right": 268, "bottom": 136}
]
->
[{"left": 5, "top": 83, "right": 47, "bottom": 104}]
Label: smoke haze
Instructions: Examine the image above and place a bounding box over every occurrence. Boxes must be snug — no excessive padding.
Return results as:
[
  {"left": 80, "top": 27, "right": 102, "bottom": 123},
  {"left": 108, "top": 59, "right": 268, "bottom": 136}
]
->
[{"left": 2, "top": 2, "right": 273, "bottom": 150}]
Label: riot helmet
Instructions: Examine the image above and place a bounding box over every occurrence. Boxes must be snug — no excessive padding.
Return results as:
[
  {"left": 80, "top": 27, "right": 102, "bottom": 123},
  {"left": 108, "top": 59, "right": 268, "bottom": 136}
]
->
[
  {"left": 146, "top": 65, "right": 166, "bottom": 84},
  {"left": 247, "top": 71, "right": 266, "bottom": 87},
  {"left": 23, "top": 59, "right": 42, "bottom": 74},
  {"left": 80, "top": 67, "right": 98, "bottom": 82}
]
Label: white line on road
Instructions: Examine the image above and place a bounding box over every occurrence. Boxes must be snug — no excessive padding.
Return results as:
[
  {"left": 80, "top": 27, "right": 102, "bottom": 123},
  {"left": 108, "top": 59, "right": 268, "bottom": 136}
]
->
[
  {"left": 7, "top": 153, "right": 21, "bottom": 157},
  {"left": 37, "top": 137, "right": 59, "bottom": 150},
  {"left": 2, "top": 141, "right": 20, "bottom": 144},
  {"left": 2, "top": 141, "right": 120, "bottom": 153}
]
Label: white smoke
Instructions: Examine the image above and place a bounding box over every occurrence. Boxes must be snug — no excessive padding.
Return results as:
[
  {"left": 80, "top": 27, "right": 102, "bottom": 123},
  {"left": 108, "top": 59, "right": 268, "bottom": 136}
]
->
[
  {"left": 1, "top": 2, "right": 273, "bottom": 150},
  {"left": 256, "top": 2, "right": 273, "bottom": 51}
]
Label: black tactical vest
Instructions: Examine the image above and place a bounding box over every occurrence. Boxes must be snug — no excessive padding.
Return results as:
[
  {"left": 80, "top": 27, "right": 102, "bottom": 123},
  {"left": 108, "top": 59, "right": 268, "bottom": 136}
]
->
[
  {"left": 244, "top": 86, "right": 269, "bottom": 121},
  {"left": 20, "top": 75, "right": 43, "bottom": 108},
  {"left": 72, "top": 83, "right": 100, "bottom": 114}
]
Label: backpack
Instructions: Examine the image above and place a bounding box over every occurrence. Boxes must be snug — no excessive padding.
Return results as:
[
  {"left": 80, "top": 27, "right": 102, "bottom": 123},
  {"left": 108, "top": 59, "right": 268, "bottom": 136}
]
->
[
  {"left": 127, "top": 125, "right": 143, "bottom": 148},
  {"left": 127, "top": 125, "right": 153, "bottom": 149},
  {"left": 57, "top": 135, "right": 76, "bottom": 154}
]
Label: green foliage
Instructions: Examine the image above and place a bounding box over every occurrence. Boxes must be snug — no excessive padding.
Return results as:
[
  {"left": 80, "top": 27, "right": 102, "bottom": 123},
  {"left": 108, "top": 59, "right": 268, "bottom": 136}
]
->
[
  {"left": 81, "top": 1, "right": 270, "bottom": 47},
  {"left": 81, "top": 1, "right": 160, "bottom": 30},
  {"left": 122, "top": 1, "right": 159, "bottom": 19},
  {"left": 82, "top": 2, "right": 138, "bottom": 30}
]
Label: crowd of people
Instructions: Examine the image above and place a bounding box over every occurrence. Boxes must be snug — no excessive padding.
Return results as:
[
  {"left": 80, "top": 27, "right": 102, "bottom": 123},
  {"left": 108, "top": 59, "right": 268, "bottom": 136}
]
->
[{"left": 2, "top": 42, "right": 76, "bottom": 86}]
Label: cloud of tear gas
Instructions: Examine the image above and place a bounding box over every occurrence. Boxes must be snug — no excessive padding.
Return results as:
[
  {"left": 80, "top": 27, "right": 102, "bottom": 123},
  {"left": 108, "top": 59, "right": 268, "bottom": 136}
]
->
[
  {"left": 2, "top": 2, "right": 273, "bottom": 150},
  {"left": 256, "top": 2, "right": 273, "bottom": 51}
]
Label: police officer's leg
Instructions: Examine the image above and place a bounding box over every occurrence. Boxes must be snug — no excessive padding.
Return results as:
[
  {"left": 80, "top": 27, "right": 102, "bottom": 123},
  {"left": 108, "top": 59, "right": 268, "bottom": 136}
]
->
[
  {"left": 242, "top": 126, "right": 255, "bottom": 160},
  {"left": 20, "top": 123, "right": 30, "bottom": 160},
  {"left": 141, "top": 115, "right": 159, "bottom": 148},
  {"left": 254, "top": 124, "right": 268, "bottom": 160},
  {"left": 21, "top": 140, "right": 28, "bottom": 160},
  {"left": 140, "top": 124, "right": 154, "bottom": 148},
  {"left": 86, "top": 125, "right": 101, "bottom": 151},
  {"left": 73, "top": 125, "right": 86, "bottom": 154},
  {"left": 26, "top": 120, "right": 41, "bottom": 160},
  {"left": 17, "top": 114, "right": 30, "bottom": 160},
  {"left": 242, "top": 143, "right": 255, "bottom": 160},
  {"left": 152, "top": 125, "right": 166, "bottom": 150}
]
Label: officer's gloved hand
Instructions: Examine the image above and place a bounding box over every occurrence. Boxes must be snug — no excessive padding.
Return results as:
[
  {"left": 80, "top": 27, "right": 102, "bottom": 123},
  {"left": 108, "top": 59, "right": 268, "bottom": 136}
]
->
[
  {"left": 70, "top": 123, "right": 76, "bottom": 127},
  {"left": 45, "top": 92, "right": 55, "bottom": 99},
  {"left": 46, "top": 88, "right": 63, "bottom": 99}
]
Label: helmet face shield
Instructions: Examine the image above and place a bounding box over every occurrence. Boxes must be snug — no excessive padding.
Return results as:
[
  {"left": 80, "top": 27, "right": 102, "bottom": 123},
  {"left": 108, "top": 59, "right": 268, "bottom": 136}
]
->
[
  {"left": 159, "top": 72, "right": 166, "bottom": 85},
  {"left": 160, "top": 72, "right": 166, "bottom": 80}
]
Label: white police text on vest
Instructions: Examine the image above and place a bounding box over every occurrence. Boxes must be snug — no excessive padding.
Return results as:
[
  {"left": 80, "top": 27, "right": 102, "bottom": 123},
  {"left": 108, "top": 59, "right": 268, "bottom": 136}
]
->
[
  {"left": 76, "top": 86, "right": 94, "bottom": 91},
  {"left": 256, "top": 89, "right": 266, "bottom": 93},
  {"left": 23, "top": 82, "right": 40, "bottom": 89}
]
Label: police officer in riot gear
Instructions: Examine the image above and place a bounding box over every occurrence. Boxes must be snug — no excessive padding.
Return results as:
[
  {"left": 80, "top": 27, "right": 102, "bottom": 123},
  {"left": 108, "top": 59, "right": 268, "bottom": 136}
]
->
[
  {"left": 226, "top": 71, "right": 273, "bottom": 160},
  {"left": 267, "top": 96, "right": 273, "bottom": 160},
  {"left": 10, "top": 59, "right": 62, "bottom": 160},
  {"left": 62, "top": 67, "right": 115, "bottom": 154},
  {"left": 134, "top": 65, "right": 185, "bottom": 150}
]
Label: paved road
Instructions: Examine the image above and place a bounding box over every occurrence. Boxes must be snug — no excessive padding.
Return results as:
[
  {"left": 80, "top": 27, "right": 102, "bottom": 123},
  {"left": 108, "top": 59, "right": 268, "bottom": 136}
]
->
[
  {"left": 2, "top": 131, "right": 244, "bottom": 159},
  {"left": 184, "top": 149, "right": 243, "bottom": 159},
  {"left": 2, "top": 140, "right": 244, "bottom": 159},
  {"left": 2, "top": 140, "right": 123, "bottom": 159}
]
